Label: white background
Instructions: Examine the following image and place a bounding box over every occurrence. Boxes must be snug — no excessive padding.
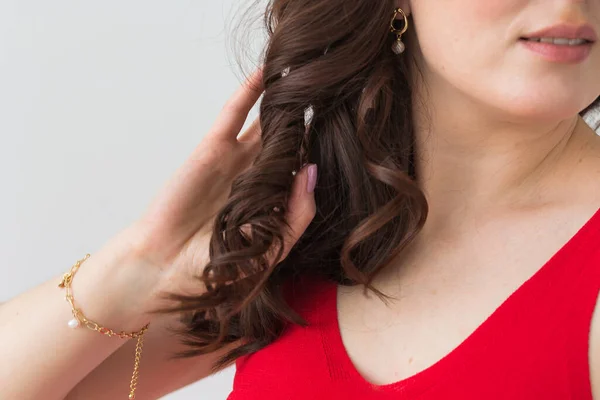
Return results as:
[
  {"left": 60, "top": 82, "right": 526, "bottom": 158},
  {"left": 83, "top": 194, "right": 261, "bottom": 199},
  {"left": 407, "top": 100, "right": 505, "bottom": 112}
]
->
[{"left": 0, "top": 1, "right": 266, "bottom": 398}]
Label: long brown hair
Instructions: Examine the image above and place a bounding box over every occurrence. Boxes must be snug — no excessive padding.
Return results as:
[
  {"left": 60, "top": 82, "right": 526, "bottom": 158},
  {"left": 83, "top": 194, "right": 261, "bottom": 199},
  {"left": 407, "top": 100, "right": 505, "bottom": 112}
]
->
[{"left": 157, "top": 0, "right": 600, "bottom": 371}]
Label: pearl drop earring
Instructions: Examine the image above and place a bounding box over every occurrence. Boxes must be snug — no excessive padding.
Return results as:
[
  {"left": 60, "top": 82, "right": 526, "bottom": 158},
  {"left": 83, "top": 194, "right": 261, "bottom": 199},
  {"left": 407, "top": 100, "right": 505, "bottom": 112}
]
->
[{"left": 390, "top": 7, "right": 409, "bottom": 55}]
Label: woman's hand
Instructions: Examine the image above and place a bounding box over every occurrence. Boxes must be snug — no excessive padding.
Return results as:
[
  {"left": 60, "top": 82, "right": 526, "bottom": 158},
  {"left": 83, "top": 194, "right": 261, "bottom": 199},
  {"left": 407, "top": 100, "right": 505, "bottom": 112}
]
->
[
  {"left": 0, "top": 66, "right": 318, "bottom": 400},
  {"left": 127, "top": 67, "right": 318, "bottom": 314}
]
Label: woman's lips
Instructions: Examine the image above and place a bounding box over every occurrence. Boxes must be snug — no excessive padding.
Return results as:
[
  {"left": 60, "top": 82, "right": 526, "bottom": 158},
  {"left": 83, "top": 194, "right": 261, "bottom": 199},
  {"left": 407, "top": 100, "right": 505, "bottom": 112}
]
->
[
  {"left": 518, "top": 23, "right": 596, "bottom": 63},
  {"left": 519, "top": 37, "right": 593, "bottom": 63}
]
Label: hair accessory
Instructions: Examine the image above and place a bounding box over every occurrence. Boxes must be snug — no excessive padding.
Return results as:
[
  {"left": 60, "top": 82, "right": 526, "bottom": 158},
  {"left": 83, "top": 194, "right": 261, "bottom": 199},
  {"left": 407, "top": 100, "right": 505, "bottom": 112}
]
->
[
  {"left": 390, "top": 7, "right": 409, "bottom": 54},
  {"left": 58, "top": 254, "right": 150, "bottom": 399}
]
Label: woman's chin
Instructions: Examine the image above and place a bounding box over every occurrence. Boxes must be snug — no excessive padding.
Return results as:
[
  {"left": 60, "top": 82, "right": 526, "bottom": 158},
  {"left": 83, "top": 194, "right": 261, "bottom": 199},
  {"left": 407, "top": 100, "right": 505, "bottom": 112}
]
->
[{"left": 496, "top": 99, "right": 593, "bottom": 124}]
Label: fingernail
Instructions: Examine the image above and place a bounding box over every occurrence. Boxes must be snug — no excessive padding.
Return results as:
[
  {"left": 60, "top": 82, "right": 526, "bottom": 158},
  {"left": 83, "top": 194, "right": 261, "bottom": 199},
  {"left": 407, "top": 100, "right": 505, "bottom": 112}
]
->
[{"left": 306, "top": 164, "right": 317, "bottom": 193}]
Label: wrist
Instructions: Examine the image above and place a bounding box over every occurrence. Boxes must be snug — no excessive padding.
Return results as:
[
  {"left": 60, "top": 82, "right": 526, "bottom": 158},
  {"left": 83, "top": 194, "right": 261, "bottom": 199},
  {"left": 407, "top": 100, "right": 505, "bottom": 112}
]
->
[{"left": 69, "top": 228, "right": 162, "bottom": 332}]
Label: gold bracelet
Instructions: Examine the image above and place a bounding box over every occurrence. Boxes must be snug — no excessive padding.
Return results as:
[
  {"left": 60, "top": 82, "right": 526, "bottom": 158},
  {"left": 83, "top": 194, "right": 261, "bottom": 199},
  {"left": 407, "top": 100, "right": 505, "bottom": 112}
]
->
[{"left": 58, "top": 253, "right": 150, "bottom": 399}]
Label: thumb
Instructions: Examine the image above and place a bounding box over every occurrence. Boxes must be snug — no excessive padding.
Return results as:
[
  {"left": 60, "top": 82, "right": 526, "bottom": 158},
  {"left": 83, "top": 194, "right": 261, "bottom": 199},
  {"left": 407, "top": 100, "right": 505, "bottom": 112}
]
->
[{"left": 278, "top": 163, "right": 318, "bottom": 260}]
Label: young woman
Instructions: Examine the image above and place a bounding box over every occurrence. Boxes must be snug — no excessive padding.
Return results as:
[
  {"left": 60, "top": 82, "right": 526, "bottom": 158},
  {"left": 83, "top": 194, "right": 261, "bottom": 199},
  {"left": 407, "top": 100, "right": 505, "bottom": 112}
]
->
[{"left": 1, "top": 0, "right": 600, "bottom": 399}]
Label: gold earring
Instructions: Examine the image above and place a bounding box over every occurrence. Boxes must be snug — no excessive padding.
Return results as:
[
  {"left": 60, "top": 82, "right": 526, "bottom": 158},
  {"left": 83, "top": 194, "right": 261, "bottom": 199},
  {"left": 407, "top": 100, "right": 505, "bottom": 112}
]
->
[{"left": 390, "top": 7, "right": 409, "bottom": 54}]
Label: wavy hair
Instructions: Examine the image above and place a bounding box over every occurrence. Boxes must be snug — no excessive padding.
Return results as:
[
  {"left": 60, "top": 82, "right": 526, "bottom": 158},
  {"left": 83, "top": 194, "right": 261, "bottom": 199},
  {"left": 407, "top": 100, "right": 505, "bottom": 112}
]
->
[{"left": 157, "top": 0, "right": 600, "bottom": 371}]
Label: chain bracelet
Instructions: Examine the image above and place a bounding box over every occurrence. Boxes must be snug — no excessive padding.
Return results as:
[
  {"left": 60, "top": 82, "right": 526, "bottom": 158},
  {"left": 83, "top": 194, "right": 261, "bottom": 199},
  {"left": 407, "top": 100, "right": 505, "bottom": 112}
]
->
[{"left": 59, "top": 253, "right": 150, "bottom": 399}]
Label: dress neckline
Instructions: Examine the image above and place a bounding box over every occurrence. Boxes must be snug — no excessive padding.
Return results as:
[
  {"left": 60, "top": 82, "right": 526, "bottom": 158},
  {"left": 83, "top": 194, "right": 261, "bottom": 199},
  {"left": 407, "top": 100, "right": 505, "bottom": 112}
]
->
[{"left": 320, "top": 206, "right": 600, "bottom": 397}]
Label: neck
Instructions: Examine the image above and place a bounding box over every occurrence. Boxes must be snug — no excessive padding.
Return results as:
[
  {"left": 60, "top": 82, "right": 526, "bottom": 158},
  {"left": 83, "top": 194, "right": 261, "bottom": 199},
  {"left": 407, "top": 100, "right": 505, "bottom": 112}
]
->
[{"left": 410, "top": 74, "right": 591, "bottom": 222}]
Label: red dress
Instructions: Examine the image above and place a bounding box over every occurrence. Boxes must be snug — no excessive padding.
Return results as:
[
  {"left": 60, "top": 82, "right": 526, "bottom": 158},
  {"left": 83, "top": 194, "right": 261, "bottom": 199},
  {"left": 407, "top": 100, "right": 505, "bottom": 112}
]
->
[{"left": 227, "top": 208, "right": 600, "bottom": 399}]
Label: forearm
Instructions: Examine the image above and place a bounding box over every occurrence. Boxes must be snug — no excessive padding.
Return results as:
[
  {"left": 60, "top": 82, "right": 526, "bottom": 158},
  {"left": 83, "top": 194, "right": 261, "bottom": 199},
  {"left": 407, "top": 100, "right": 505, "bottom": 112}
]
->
[{"left": 0, "top": 228, "right": 159, "bottom": 400}]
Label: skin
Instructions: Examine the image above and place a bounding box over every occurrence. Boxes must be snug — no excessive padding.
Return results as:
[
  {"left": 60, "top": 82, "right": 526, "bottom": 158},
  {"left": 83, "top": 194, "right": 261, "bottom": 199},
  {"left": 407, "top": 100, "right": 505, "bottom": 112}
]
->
[
  {"left": 1, "top": 1, "right": 599, "bottom": 398},
  {"left": 0, "top": 69, "right": 318, "bottom": 399},
  {"left": 337, "top": 0, "right": 600, "bottom": 397}
]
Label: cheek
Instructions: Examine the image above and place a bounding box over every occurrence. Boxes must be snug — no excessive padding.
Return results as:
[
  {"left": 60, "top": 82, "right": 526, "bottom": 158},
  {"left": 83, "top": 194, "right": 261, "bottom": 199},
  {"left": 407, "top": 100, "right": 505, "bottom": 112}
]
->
[
  {"left": 408, "top": 0, "right": 599, "bottom": 118},
  {"left": 410, "top": 0, "right": 519, "bottom": 70}
]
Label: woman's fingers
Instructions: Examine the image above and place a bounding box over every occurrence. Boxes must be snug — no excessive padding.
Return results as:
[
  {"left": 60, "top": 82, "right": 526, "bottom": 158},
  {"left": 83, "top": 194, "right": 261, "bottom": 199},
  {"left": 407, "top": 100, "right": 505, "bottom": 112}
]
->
[
  {"left": 209, "top": 68, "right": 264, "bottom": 142},
  {"left": 237, "top": 117, "right": 262, "bottom": 158},
  {"left": 267, "top": 163, "right": 318, "bottom": 266}
]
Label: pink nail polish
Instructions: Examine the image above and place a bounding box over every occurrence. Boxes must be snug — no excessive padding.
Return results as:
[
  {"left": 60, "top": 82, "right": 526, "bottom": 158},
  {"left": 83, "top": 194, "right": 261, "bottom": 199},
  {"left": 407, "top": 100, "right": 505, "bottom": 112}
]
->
[{"left": 306, "top": 164, "right": 317, "bottom": 193}]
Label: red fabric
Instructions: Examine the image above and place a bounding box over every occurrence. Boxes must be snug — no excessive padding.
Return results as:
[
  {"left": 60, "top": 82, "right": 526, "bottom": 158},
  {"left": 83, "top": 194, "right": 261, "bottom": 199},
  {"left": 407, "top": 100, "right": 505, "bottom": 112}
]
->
[{"left": 227, "top": 208, "right": 600, "bottom": 399}]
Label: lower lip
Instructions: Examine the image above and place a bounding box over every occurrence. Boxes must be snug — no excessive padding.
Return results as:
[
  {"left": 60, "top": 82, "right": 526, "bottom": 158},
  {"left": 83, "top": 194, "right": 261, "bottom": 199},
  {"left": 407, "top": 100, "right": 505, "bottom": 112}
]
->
[{"left": 519, "top": 39, "right": 593, "bottom": 63}]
